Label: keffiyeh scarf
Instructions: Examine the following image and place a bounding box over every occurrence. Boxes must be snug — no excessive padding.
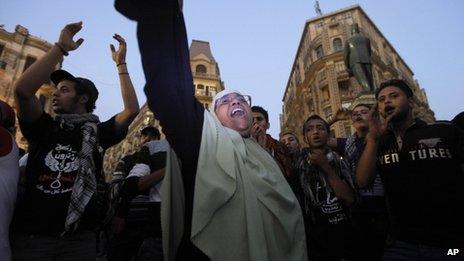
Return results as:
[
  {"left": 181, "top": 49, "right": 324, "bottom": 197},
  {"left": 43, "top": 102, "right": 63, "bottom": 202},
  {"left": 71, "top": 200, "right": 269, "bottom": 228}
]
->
[{"left": 56, "top": 113, "right": 100, "bottom": 234}]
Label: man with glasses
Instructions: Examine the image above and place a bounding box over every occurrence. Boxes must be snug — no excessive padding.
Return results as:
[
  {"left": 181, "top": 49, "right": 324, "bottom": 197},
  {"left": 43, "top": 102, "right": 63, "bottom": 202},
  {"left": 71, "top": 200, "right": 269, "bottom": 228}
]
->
[
  {"left": 329, "top": 104, "right": 388, "bottom": 260},
  {"left": 295, "top": 114, "right": 355, "bottom": 260},
  {"left": 116, "top": 1, "right": 307, "bottom": 260}
]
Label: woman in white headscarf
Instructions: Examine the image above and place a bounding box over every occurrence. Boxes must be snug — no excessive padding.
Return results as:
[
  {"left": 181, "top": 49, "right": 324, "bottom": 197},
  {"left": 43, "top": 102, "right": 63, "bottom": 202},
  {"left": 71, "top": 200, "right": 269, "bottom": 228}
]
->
[{"left": 116, "top": 1, "right": 307, "bottom": 260}]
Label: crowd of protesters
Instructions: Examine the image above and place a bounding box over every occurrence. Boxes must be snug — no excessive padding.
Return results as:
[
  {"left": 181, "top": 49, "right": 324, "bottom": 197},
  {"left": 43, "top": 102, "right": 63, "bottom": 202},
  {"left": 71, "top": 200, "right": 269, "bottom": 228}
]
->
[{"left": 1, "top": 0, "right": 463, "bottom": 261}]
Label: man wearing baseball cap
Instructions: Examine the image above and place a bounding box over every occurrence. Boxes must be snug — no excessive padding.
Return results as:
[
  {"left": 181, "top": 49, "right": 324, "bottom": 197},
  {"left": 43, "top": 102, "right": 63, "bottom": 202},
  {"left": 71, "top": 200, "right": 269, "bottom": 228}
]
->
[
  {"left": 356, "top": 79, "right": 464, "bottom": 260},
  {"left": 116, "top": 0, "right": 307, "bottom": 260},
  {"left": 11, "top": 22, "right": 139, "bottom": 260}
]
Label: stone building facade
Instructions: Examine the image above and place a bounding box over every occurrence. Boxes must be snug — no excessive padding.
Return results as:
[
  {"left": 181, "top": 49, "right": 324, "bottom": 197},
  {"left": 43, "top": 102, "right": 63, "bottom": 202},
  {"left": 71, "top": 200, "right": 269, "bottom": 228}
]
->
[
  {"left": 0, "top": 25, "right": 59, "bottom": 149},
  {"left": 190, "top": 40, "right": 225, "bottom": 109},
  {"left": 280, "top": 5, "right": 434, "bottom": 142},
  {"left": 103, "top": 40, "right": 224, "bottom": 180}
]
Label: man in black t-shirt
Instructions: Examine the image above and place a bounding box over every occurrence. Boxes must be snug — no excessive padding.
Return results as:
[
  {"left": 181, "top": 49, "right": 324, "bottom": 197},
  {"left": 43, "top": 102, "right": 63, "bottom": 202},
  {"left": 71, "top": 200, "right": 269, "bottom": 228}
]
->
[
  {"left": 356, "top": 79, "right": 464, "bottom": 260},
  {"left": 295, "top": 115, "right": 355, "bottom": 260},
  {"left": 11, "top": 23, "right": 139, "bottom": 260}
]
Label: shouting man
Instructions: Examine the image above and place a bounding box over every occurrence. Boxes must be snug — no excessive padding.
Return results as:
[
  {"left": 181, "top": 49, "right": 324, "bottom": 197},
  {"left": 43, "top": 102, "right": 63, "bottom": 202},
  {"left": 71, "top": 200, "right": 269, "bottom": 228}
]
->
[
  {"left": 296, "top": 115, "right": 355, "bottom": 260},
  {"left": 356, "top": 79, "right": 464, "bottom": 260},
  {"left": 11, "top": 23, "right": 139, "bottom": 260}
]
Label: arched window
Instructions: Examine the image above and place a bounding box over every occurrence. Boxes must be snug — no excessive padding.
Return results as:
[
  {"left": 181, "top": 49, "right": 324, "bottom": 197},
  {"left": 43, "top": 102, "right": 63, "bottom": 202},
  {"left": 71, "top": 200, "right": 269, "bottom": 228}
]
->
[
  {"left": 315, "top": 45, "right": 324, "bottom": 59},
  {"left": 196, "top": 64, "right": 207, "bottom": 74},
  {"left": 333, "top": 38, "right": 343, "bottom": 52}
]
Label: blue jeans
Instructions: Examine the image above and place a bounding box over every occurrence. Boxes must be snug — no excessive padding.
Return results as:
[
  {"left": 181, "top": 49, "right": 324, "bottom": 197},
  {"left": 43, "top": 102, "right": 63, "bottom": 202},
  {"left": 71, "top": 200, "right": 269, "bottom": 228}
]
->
[
  {"left": 383, "top": 240, "right": 463, "bottom": 261},
  {"left": 11, "top": 231, "right": 96, "bottom": 261}
]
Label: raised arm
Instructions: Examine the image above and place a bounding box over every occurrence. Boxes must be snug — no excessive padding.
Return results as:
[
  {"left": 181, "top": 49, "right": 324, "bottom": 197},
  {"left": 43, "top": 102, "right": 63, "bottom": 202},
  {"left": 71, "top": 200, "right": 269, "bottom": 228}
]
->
[
  {"left": 356, "top": 136, "right": 379, "bottom": 188},
  {"left": 110, "top": 34, "right": 140, "bottom": 134},
  {"left": 328, "top": 108, "right": 351, "bottom": 127},
  {"left": 118, "top": 0, "right": 204, "bottom": 163},
  {"left": 137, "top": 168, "right": 165, "bottom": 191},
  {"left": 327, "top": 108, "right": 351, "bottom": 149},
  {"left": 14, "top": 22, "right": 84, "bottom": 123},
  {"left": 356, "top": 105, "right": 389, "bottom": 187}
]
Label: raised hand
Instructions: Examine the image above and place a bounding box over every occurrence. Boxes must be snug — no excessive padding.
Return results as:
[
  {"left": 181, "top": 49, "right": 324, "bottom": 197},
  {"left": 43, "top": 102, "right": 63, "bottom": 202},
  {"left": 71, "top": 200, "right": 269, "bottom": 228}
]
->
[
  {"left": 110, "top": 34, "right": 127, "bottom": 64},
  {"left": 58, "top": 22, "right": 84, "bottom": 53},
  {"left": 333, "top": 108, "right": 351, "bottom": 122},
  {"left": 367, "top": 103, "right": 391, "bottom": 141},
  {"left": 328, "top": 107, "right": 351, "bottom": 126},
  {"left": 308, "top": 149, "right": 330, "bottom": 171},
  {"left": 251, "top": 123, "right": 267, "bottom": 148}
]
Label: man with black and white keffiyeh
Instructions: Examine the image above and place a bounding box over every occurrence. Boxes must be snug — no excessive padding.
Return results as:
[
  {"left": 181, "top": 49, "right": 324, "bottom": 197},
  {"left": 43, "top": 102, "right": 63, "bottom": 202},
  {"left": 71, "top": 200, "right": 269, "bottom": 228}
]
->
[
  {"left": 57, "top": 113, "right": 100, "bottom": 233},
  {"left": 11, "top": 22, "right": 139, "bottom": 260},
  {"left": 295, "top": 115, "right": 355, "bottom": 261}
]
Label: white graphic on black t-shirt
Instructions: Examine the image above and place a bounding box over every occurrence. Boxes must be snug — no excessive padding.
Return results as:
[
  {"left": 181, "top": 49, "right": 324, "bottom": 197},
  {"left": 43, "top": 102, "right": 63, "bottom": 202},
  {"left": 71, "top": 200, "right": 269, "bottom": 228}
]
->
[
  {"left": 38, "top": 144, "right": 79, "bottom": 194},
  {"left": 418, "top": 138, "right": 441, "bottom": 148},
  {"left": 315, "top": 182, "right": 347, "bottom": 225},
  {"left": 379, "top": 138, "right": 453, "bottom": 165}
]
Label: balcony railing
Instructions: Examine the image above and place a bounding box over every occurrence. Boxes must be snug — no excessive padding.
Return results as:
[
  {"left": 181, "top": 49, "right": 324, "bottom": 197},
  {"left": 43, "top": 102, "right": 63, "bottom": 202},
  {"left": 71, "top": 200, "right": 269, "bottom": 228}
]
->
[
  {"left": 335, "top": 62, "right": 346, "bottom": 73},
  {"left": 192, "top": 71, "right": 219, "bottom": 80},
  {"left": 195, "top": 89, "right": 217, "bottom": 97}
]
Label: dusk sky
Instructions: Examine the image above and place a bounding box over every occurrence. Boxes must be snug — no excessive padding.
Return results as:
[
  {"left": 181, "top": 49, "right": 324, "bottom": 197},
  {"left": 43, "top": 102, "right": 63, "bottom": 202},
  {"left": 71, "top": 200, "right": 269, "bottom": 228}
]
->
[{"left": 2, "top": 0, "right": 463, "bottom": 137}]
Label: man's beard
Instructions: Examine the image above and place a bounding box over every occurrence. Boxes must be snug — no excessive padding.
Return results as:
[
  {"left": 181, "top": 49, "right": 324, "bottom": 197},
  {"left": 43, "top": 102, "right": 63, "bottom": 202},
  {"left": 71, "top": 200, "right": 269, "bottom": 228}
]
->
[{"left": 389, "top": 106, "right": 410, "bottom": 123}]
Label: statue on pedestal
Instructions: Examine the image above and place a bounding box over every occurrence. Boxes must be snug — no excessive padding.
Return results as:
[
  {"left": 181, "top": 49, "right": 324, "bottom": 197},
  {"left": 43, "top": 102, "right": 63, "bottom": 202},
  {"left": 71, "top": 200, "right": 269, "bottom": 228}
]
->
[{"left": 344, "top": 23, "right": 374, "bottom": 93}]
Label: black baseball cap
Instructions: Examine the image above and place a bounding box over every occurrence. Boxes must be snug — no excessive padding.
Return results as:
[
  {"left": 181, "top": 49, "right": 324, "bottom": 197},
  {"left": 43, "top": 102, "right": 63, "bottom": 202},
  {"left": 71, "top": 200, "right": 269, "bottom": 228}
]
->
[
  {"left": 375, "top": 79, "right": 413, "bottom": 99},
  {"left": 50, "top": 70, "right": 99, "bottom": 103}
]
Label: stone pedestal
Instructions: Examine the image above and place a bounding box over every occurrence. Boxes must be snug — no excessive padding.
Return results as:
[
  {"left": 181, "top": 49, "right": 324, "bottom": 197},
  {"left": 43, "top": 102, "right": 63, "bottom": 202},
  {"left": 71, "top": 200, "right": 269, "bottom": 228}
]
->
[{"left": 349, "top": 91, "right": 376, "bottom": 110}]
